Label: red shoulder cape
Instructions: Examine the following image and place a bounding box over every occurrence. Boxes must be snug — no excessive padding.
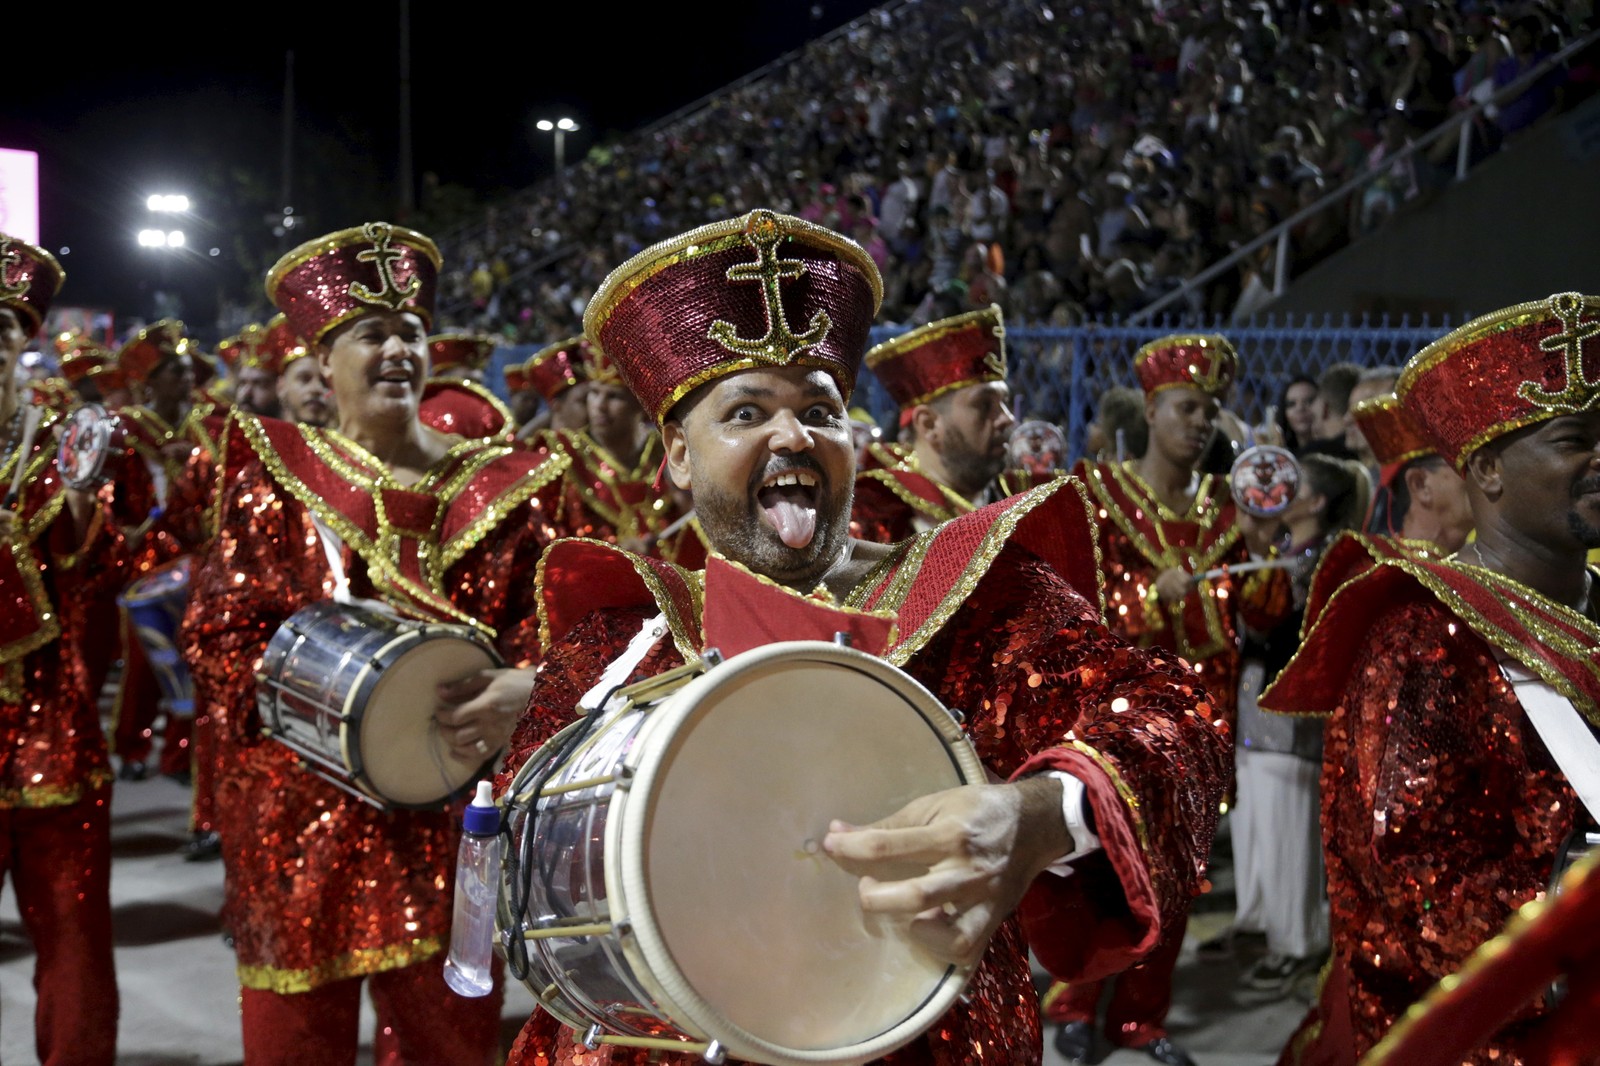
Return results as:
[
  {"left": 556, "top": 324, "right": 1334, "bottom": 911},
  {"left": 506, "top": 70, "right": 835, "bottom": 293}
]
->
[{"left": 418, "top": 378, "right": 514, "bottom": 441}]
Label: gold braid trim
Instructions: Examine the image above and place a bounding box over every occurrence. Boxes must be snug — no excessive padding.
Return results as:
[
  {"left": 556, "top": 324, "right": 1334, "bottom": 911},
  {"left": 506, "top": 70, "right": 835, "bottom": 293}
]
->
[
  {"left": 559, "top": 431, "right": 668, "bottom": 537},
  {"left": 0, "top": 767, "right": 114, "bottom": 810},
  {"left": 533, "top": 538, "right": 704, "bottom": 659},
  {"left": 438, "top": 451, "right": 569, "bottom": 572},
  {"left": 236, "top": 936, "right": 445, "bottom": 994},
  {"left": 857, "top": 467, "right": 970, "bottom": 524},
  {"left": 0, "top": 539, "right": 63, "bottom": 669},
  {"left": 234, "top": 416, "right": 489, "bottom": 635},
  {"left": 878, "top": 479, "right": 1070, "bottom": 666}
]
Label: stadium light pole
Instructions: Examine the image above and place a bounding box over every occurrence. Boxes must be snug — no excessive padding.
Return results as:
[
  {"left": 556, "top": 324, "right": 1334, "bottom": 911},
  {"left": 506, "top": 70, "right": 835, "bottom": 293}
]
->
[{"left": 536, "top": 117, "right": 579, "bottom": 173}]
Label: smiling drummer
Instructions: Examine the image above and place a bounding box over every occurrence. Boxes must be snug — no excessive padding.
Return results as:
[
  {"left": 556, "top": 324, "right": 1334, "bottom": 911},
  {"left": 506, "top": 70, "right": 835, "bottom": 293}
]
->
[
  {"left": 489, "top": 209, "right": 1231, "bottom": 1066},
  {"left": 178, "top": 222, "right": 571, "bottom": 1064}
]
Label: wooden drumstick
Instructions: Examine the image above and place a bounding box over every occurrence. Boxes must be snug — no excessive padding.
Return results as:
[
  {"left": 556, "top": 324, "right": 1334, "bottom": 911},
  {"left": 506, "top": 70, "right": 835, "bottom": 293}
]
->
[
  {"left": 1193, "top": 556, "right": 1298, "bottom": 584},
  {"left": 645, "top": 509, "right": 696, "bottom": 546},
  {"left": 3, "top": 405, "right": 44, "bottom": 510}
]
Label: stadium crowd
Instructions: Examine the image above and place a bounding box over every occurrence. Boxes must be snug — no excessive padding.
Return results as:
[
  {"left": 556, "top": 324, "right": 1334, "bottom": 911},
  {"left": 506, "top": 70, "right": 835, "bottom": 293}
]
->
[{"left": 438, "top": 0, "right": 1594, "bottom": 341}]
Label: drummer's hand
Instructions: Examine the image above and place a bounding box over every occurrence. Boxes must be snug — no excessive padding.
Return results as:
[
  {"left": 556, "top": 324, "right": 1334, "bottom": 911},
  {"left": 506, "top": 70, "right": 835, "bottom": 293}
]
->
[
  {"left": 1153, "top": 566, "right": 1192, "bottom": 602},
  {"left": 822, "top": 778, "right": 1071, "bottom": 967},
  {"left": 160, "top": 441, "right": 196, "bottom": 463},
  {"left": 62, "top": 486, "right": 97, "bottom": 540},
  {"left": 434, "top": 667, "right": 537, "bottom": 762}
]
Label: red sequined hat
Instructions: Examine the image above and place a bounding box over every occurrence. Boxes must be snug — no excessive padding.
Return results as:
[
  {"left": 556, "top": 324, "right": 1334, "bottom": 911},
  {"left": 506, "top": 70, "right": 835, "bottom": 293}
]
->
[
  {"left": 1134, "top": 333, "right": 1239, "bottom": 397},
  {"left": 503, "top": 362, "right": 531, "bottom": 395},
  {"left": 263, "top": 312, "right": 311, "bottom": 369},
  {"left": 523, "top": 334, "right": 591, "bottom": 401},
  {"left": 1351, "top": 393, "right": 1434, "bottom": 466},
  {"left": 218, "top": 324, "right": 279, "bottom": 375},
  {"left": 266, "top": 222, "right": 441, "bottom": 345},
  {"left": 585, "top": 208, "right": 883, "bottom": 422},
  {"left": 427, "top": 332, "right": 496, "bottom": 375},
  {"left": 117, "top": 319, "right": 188, "bottom": 384},
  {"left": 0, "top": 233, "right": 64, "bottom": 337},
  {"left": 1398, "top": 292, "right": 1600, "bottom": 469},
  {"left": 865, "top": 305, "right": 1006, "bottom": 410}
]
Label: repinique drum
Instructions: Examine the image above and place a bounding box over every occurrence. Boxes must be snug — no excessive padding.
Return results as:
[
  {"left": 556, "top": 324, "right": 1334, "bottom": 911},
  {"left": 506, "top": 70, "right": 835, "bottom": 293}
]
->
[
  {"left": 56, "top": 403, "right": 120, "bottom": 491},
  {"left": 119, "top": 556, "right": 194, "bottom": 717},
  {"left": 255, "top": 601, "right": 502, "bottom": 809},
  {"left": 498, "top": 640, "right": 985, "bottom": 1065}
]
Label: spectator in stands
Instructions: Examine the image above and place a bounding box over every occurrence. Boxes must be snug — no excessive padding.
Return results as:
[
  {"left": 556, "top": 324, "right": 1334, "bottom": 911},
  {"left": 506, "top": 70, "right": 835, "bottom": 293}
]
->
[
  {"left": 1345, "top": 366, "right": 1403, "bottom": 469},
  {"left": 1276, "top": 375, "right": 1320, "bottom": 456},
  {"left": 1304, "top": 362, "right": 1361, "bottom": 460},
  {"left": 1085, "top": 384, "right": 1147, "bottom": 463}
]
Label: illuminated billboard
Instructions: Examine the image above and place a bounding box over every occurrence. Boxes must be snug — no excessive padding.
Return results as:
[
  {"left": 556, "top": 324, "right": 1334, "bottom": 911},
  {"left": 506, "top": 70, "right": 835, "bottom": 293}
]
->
[{"left": 0, "top": 149, "right": 40, "bottom": 244}]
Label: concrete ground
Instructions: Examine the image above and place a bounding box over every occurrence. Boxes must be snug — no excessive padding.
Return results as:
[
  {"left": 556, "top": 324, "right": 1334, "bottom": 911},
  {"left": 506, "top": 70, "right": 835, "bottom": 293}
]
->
[{"left": 1, "top": 774, "right": 1305, "bottom": 1065}]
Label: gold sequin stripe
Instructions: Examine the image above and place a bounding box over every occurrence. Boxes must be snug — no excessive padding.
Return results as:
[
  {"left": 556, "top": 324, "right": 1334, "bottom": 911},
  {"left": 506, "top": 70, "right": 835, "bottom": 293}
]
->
[
  {"left": 1066, "top": 738, "right": 1152, "bottom": 866},
  {"left": 0, "top": 767, "right": 114, "bottom": 810},
  {"left": 864, "top": 306, "right": 1003, "bottom": 366},
  {"left": 1362, "top": 847, "right": 1600, "bottom": 1066},
  {"left": 206, "top": 410, "right": 239, "bottom": 540},
  {"left": 883, "top": 479, "right": 1070, "bottom": 666},
  {"left": 559, "top": 432, "right": 671, "bottom": 536},
  {"left": 437, "top": 452, "right": 569, "bottom": 573},
  {"left": 851, "top": 527, "right": 933, "bottom": 616},
  {"left": 857, "top": 468, "right": 969, "bottom": 525},
  {"left": 532, "top": 538, "right": 703, "bottom": 659},
  {"left": 265, "top": 223, "right": 442, "bottom": 300},
  {"left": 0, "top": 661, "right": 20, "bottom": 703},
  {"left": 1087, "top": 463, "right": 1240, "bottom": 660},
  {"left": 236, "top": 936, "right": 445, "bottom": 995},
  {"left": 236, "top": 417, "right": 489, "bottom": 635},
  {"left": 0, "top": 539, "right": 63, "bottom": 671}
]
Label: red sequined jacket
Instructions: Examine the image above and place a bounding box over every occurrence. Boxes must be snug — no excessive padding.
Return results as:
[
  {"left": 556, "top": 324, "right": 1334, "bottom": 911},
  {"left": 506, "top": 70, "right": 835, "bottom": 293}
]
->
[
  {"left": 500, "top": 478, "right": 1232, "bottom": 1066},
  {"left": 544, "top": 428, "right": 689, "bottom": 551},
  {"left": 180, "top": 414, "right": 567, "bottom": 993},
  {"left": 1260, "top": 534, "right": 1600, "bottom": 1065},
  {"left": 1, "top": 402, "right": 126, "bottom": 807}
]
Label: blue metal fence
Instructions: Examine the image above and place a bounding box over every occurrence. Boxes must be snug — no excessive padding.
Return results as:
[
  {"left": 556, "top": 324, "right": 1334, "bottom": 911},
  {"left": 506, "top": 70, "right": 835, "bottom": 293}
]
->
[{"left": 486, "top": 314, "right": 1458, "bottom": 464}]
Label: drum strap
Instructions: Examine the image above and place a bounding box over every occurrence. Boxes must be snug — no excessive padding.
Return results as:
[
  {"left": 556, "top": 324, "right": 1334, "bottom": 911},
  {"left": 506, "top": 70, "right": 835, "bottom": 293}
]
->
[
  {"left": 579, "top": 613, "right": 667, "bottom": 712},
  {"left": 1501, "top": 658, "right": 1600, "bottom": 825},
  {"left": 309, "top": 510, "right": 354, "bottom": 603}
]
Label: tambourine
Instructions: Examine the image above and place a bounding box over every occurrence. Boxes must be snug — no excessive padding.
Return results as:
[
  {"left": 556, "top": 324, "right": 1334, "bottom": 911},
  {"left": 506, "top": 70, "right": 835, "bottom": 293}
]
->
[
  {"left": 1229, "top": 444, "right": 1300, "bottom": 518},
  {"left": 1008, "top": 420, "right": 1067, "bottom": 477},
  {"left": 56, "top": 404, "right": 121, "bottom": 491}
]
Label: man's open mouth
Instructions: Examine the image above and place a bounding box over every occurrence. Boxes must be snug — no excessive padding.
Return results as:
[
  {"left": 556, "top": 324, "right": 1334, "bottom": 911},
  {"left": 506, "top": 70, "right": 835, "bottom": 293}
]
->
[
  {"left": 756, "top": 469, "right": 821, "bottom": 549},
  {"left": 376, "top": 362, "right": 416, "bottom": 385}
]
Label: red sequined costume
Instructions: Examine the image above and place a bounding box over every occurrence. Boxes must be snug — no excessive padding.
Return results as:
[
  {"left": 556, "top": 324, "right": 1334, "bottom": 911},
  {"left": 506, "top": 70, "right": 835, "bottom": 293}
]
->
[
  {"left": 1, "top": 400, "right": 126, "bottom": 1065},
  {"left": 181, "top": 413, "right": 567, "bottom": 1059},
  {"left": 419, "top": 378, "right": 516, "bottom": 442},
  {"left": 546, "top": 428, "right": 687, "bottom": 548},
  {"left": 1044, "top": 457, "right": 1287, "bottom": 1047},
  {"left": 1259, "top": 533, "right": 1600, "bottom": 1064},
  {"left": 499, "top": 479, "right": 1232, "bottom": 1065},
  {"left": 109, "top": 400, "right": 219, "bottom": 776}
]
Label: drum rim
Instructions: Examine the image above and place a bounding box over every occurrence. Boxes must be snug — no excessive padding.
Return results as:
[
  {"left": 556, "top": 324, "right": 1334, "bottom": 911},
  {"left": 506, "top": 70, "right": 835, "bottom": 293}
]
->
[{"left": 610, "top": 640, "right": 982, "bottom": 1064}]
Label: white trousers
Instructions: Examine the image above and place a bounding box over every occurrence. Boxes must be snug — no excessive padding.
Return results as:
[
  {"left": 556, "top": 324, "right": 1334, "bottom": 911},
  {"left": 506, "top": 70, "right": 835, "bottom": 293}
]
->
[{"left": 1233, "top": 748, "right": 1329, "bottom": 958}]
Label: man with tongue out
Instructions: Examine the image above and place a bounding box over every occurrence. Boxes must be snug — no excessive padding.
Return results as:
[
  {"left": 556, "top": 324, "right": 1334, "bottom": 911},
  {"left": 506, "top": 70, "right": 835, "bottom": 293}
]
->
[{"left": 495, "top": 209, "right": 1232, "bottom": 1066}]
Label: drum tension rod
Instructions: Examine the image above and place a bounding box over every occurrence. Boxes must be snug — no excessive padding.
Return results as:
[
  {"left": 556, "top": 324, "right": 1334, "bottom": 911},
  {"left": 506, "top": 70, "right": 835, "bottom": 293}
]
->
[
  {"left": 580, "top": 1026, "right": 726, "bottom": 1063},
  {"left": 833, "top": 631, "right": 853, "bottom": 647}
]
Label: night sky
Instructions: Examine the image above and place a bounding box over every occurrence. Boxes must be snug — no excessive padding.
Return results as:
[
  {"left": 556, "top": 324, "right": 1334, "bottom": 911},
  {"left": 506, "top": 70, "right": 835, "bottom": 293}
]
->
[{"left": 3, "top": 0, "right": 878, "bottom": 326}]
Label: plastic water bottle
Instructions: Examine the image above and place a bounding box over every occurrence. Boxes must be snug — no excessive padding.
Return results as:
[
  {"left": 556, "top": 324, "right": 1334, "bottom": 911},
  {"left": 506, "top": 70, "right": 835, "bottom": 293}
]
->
[{"left": 443, "top": 780, "right": 502, "bottom": 997}]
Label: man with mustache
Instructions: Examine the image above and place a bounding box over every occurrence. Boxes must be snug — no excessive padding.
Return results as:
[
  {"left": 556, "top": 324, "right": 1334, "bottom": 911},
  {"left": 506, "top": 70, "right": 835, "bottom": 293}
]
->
[
  {"left": 489, "top": 210, "right": 1230, "bottom": 1066},
  {"left": 181, "top": 221, "right": 568, "bottom": 1063},
  {"left": 1261, "top": 293, "right": 1600, "bottom": 1064},
  {"left": 851, "top": 305, "right": 1021, "bottom": 543},
  {"left": 1053, "top": 335, "right": 1283, "bottom": 1066}
]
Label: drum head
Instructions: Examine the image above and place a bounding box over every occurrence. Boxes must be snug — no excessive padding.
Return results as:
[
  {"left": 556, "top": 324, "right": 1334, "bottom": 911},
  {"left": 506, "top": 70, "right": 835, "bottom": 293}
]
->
[
  {"left": 358, "top": 635, "right": 498, "bottom": 806},
  {"left": 618, "top": 643, "right": 979, "bottom": 1063}
]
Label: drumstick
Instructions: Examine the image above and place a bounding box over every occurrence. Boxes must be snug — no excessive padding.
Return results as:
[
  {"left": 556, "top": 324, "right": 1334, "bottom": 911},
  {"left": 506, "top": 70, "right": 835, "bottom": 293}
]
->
[
  {"left": 3, "top": 405, "right": 44, "bottom": 510},
  {"left": 1193, "top": 556, "right": 1297, "bottom": 584},
  {"left": 647, "top": 509, "right": 696, "bottom": 544}
]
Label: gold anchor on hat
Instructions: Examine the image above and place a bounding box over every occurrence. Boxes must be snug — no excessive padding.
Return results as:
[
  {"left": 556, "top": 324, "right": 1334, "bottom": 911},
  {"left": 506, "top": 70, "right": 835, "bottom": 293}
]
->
[
  {"left": 1520, "top": 292, "right": 1600, "bottom": 413},
  {"left": 0, "top": 239, "right": 26, "bottom": 300},
  {"left": 709, "top": 211, "right": 832, "bottom": 363},
  {"left": 349, "top": 223, "right": 421, "bottom": 309}
]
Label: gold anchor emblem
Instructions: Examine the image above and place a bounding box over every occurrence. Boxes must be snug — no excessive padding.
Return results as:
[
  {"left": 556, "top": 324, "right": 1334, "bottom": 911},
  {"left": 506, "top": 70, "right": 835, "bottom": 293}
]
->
[
  {"left": 708, "top": 211, "right": 831, "bottom": 363},
  {"left": 1519, "top": 293, "right": 1600, "bottom": 413},
  {"left": 982, "top": 351, "right": 1006, "bottom": 377},
  {"left": 0, "top": 239, "right": 26, "bottom": 300},
  {"left": 349, "top": 223, "right": 420, "bottom": 309}
]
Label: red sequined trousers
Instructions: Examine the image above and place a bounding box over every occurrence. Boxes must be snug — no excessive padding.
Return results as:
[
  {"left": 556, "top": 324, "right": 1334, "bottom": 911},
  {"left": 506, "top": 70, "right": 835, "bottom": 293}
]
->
[
  {"left": 1277, "top": 599, "right": 1577, "bottom": 1065},
  {"left": 498, "top": 544, "right": 1230, "bottom": 1065},
  {"left": 182, "top": 455, "right": 553, "bottom": 1058}
]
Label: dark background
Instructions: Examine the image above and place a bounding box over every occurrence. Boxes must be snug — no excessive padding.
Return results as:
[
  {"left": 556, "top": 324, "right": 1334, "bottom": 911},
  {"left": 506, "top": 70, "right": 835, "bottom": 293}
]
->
[{"left": 2, "top": 1, "right": 879, "bottom": 326}]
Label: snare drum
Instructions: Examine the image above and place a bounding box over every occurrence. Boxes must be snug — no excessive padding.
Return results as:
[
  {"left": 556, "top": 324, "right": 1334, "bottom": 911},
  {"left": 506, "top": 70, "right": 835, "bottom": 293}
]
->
[
  {"left": 1230, "top": 443, "right": 1300, "bottom": 518},
  {"left": 255, "top": 601, "right": 503, "bottom": 809},
  {"left": 119, "top": 556, "right": 194, "bottom": 717},
  {"left": 499, "top": 640, "right": 984, "bottom": 1066},
  {"left": 56, "top": 403, "right": 120, "bottom": 491}
]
